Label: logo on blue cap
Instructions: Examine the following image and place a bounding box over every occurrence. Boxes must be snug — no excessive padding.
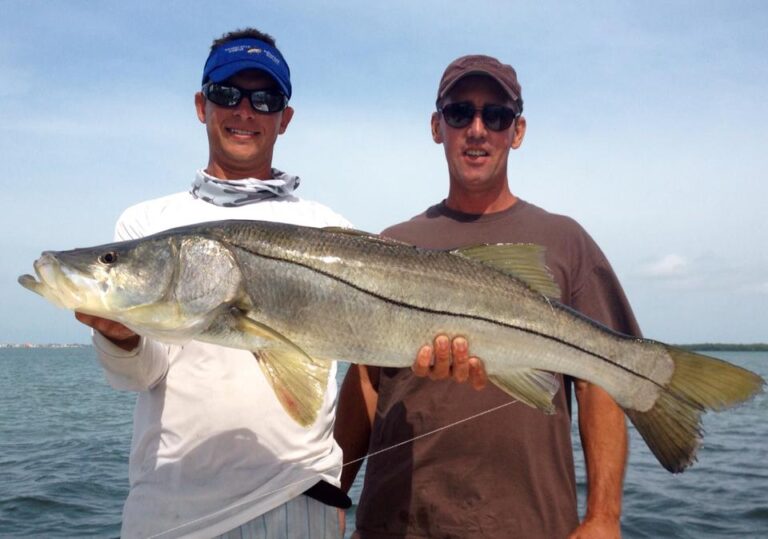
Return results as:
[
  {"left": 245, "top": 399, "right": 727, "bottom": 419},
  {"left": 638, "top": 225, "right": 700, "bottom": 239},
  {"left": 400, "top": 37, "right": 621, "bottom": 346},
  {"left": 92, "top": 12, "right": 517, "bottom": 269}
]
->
[{"left": 202, "top": 38, "right": 292, "bottom": 99}]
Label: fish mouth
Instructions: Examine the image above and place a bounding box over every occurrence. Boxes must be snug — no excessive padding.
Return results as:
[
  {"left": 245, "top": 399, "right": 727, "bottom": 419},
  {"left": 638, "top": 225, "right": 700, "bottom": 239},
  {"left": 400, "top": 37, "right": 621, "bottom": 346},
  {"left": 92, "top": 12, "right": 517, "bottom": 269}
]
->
[{"left": 18, "top": 252, "right": 89, "bottom": 309}]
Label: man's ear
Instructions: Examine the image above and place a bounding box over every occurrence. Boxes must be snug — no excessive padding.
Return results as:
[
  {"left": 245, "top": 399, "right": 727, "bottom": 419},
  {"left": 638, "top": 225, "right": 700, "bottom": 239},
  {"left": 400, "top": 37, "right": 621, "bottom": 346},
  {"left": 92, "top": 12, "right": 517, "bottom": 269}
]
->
[
  {"left": 278, "top": 106, "right": 295, "bottom": 135},
  {"left": 195, "top": 92, "right": 206, "bottom": 123},
  {"left": 511, "top": 115, "right": 526, "bottom": 149},
  {"left": 431, "top": 112, "right": 443, "bottom": 143}
]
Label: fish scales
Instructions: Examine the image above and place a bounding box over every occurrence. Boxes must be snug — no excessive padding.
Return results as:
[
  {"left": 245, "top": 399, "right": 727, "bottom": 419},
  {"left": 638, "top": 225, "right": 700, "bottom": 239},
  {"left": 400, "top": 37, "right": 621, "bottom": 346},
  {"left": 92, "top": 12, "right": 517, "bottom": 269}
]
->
[{"left": 220, "top": 221, "right": 669, "bottom": 407}]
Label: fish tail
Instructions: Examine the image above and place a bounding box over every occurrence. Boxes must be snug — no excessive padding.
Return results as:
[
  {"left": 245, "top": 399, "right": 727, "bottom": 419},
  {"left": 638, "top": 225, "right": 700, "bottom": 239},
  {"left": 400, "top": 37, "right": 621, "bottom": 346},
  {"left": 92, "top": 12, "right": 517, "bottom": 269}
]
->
[{"left": 625, "top": 346, "right": 764, "bottom": 473}]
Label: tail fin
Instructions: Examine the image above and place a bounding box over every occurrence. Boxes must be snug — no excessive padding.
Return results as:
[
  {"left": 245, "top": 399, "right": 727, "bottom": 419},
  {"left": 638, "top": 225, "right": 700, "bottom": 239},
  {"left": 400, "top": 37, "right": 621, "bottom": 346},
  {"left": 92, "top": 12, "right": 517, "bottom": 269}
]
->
[{"left": 625, "top": 346, "right": 764, "bottom": 473}]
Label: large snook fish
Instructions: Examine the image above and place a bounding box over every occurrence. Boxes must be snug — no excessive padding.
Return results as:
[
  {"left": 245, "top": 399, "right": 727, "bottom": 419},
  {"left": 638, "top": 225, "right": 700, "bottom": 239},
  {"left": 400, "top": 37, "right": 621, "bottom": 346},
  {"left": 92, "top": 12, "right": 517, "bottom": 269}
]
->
[{"left": 19, "top": 219, "right": 764, "bottom": 473}]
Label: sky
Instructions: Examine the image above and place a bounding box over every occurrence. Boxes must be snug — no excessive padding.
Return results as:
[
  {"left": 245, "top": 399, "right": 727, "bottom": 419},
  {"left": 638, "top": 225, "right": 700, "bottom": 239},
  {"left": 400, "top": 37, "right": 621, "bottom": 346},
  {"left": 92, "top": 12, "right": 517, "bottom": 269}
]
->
[{"left": 2, "top": 0, "right": 766, "bottom": 345}]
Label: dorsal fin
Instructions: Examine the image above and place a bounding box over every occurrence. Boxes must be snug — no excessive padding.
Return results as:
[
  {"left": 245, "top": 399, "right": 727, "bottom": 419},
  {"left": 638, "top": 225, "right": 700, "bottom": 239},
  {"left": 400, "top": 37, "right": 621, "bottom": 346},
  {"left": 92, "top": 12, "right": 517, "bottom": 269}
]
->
[{"left": 454, "top": 243, "right": 561, "bottom": 299}]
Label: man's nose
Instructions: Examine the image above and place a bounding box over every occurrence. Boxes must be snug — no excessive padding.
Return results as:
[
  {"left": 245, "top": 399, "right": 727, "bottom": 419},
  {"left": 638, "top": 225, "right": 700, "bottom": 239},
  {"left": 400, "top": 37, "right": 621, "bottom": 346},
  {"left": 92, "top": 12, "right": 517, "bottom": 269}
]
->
[
  {"left": 233, "top": 96, "right": 255, "bottom": 118},
  {"left": 466, "top": 111, "right": 487, "bottom": 138}
]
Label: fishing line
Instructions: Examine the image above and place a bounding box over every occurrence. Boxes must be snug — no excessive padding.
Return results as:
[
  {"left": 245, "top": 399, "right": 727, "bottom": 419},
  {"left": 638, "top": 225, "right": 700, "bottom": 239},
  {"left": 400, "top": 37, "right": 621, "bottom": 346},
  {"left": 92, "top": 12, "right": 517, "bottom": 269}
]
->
[
  {"left": 341, "top": 398, "right": 518, "bottom": 468},
  {"left": 148, "top": 398, "right": 518, "bottom": 538}
]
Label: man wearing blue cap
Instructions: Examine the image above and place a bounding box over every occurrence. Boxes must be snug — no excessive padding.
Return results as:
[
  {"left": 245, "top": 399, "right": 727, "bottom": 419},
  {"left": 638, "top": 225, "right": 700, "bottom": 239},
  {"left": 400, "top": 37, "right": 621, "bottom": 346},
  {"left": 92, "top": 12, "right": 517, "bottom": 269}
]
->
[
  {"left": 76, "top": 28, "right": 479, "bottom": 538},
  {"left": 76, "top": 28, "right": 349, "bottom": 538}
]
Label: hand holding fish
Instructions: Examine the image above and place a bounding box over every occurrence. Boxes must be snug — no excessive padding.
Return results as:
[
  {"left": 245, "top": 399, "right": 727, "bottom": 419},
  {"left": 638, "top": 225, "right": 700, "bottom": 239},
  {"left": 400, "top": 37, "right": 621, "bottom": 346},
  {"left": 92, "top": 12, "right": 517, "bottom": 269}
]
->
[
  {"left": 74, "top": 312, "right": 140, "bottom": 351},
  {"left": 413, "top": 335, "right": 487, "bottom": 389}
]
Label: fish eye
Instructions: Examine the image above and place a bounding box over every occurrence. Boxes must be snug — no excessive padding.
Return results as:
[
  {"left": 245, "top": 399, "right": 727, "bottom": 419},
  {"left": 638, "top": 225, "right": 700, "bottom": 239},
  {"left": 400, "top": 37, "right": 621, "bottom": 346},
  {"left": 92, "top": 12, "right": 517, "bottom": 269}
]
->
[{"left": 98, "top": 251, "right": 118, "bottom": 265}]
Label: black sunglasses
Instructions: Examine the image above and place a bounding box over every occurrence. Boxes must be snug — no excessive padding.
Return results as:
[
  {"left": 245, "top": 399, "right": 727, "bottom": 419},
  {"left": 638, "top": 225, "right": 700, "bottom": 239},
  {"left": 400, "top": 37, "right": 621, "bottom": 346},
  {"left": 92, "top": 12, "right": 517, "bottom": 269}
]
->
[
  {"left": 202, "top": 82, "right": 288, "bottom": 113},
  {"left": 439, "top": 102, "right": 519, "bottom": 132}
]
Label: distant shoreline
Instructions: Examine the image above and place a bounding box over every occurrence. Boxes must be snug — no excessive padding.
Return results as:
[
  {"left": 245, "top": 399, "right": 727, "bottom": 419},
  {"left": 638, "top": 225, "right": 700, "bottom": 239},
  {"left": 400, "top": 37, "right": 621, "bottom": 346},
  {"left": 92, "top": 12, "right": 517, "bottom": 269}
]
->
[
  {"left": 2, "top": 343, "right": 767, "bottom": 351},
  {"left": 0, "top": 343, "right": 91, "bottom": 349},
  {"left": 677, "top": 343, "right": 768, "bottom": 352}
]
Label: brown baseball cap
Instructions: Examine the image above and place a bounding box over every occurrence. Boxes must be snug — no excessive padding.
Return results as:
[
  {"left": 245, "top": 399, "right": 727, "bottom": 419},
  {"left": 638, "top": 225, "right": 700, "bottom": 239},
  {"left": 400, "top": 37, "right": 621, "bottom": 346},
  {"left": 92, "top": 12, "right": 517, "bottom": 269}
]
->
[{"left": 436, "top": 55, "right": 523, "bottom": 113}]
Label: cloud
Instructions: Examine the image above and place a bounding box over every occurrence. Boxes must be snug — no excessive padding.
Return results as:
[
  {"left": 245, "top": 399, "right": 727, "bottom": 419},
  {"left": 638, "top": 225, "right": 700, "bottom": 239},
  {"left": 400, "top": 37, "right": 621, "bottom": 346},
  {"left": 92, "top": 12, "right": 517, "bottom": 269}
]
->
[
  {"left": 638, "top": 254, "right": 690, "bottom": 279},
  {"left": 632, "top": 252, "right": 768, "bottom": 299},
  {"left": 743, "top": 281, "right": 768, "bottom": 295}
]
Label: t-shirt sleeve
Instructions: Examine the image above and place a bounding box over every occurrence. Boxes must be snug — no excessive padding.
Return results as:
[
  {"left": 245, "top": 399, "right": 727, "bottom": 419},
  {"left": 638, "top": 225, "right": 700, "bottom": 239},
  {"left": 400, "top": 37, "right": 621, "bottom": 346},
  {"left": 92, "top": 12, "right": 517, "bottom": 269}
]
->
[
  {"left": 568, "top": 230, "right": 642, "bottom": 338},
  {"left": 307, "top": 201, "right": 354, "bottom": 229}
]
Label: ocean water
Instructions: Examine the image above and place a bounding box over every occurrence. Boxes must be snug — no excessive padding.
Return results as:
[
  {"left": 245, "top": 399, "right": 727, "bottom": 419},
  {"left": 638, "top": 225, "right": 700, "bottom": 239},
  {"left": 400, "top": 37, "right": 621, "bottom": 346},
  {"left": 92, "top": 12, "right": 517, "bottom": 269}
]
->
[{"left": 0, "top": 348, "right": 766, "bottom": 538}]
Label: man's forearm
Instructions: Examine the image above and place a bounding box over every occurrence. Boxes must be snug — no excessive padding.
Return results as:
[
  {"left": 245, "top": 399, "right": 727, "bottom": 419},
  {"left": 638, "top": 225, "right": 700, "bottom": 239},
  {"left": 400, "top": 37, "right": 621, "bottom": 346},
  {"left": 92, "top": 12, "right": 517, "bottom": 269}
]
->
[
  {"left": 576, "top": 381, "right": 627, "bottom": 524},
  {"left": 92, "top": 332, "right": 170, "bottom": 392},
  {"left": 335, "top": 365, "right": 378, "bottom": 492}
]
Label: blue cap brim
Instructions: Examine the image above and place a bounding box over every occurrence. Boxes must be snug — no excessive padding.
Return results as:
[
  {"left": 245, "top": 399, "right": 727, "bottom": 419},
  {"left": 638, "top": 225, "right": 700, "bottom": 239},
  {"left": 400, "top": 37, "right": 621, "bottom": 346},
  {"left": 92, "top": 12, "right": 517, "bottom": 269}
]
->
[
  {"left": 202, "top": 38, "right": 292, "bottom": 99},
  {"left": 206, "top": 61, "right": 291, "bottom": 97}
]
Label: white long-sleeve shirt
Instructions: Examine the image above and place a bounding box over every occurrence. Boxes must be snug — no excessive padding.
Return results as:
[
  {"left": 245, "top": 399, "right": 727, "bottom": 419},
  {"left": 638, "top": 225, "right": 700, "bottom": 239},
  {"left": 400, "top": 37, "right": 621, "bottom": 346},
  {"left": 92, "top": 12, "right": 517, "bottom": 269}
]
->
[{"left": 93, "top": 188, "right": 351, "bottom": 538}]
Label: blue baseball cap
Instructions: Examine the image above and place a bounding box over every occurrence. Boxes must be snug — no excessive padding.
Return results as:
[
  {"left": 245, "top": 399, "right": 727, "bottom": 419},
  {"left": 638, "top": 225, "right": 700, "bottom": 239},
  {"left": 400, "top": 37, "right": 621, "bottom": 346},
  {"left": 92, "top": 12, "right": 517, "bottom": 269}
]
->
[{"left": 202, "top": 38, "right": 292, "bottom": 99}]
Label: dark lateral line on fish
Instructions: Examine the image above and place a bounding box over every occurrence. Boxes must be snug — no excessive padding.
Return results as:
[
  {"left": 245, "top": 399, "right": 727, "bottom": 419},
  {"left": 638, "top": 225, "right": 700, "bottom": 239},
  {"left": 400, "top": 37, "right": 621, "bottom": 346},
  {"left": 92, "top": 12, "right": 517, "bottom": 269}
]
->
[{"left": 239, "top": 246, "right": 666, "bottom": 391}]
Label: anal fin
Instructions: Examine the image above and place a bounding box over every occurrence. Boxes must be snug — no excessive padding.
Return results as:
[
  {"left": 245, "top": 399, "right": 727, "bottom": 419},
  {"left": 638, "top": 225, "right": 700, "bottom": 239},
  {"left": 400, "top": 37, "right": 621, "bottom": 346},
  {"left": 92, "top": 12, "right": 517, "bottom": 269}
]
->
[{"left": 489, "top": 368, "right": 560, "bottom": 414}]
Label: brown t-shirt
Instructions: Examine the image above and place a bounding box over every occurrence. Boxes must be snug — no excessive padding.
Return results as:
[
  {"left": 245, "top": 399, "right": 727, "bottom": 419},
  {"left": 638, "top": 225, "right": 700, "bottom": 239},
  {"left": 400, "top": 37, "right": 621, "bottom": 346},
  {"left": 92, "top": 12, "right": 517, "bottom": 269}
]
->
[{"left": 354, "top": 200, "right": 640, "bottom": 539}]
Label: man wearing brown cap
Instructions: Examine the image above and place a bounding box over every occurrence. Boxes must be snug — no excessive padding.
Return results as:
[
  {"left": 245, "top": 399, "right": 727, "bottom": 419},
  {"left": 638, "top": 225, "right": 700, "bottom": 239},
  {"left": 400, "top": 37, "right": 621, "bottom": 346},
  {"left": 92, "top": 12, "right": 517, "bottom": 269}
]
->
[{"left": 337, "top": 55, "right": 640, "bottom": 538}]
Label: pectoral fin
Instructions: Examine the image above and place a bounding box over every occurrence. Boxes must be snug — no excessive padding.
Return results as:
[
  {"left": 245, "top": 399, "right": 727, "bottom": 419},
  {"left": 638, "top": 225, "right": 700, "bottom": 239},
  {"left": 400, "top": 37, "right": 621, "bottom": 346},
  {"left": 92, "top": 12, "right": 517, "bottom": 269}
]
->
[
  {"left": 234, "top": 314, "right": 331, "bottom": 427},
  {"left": 489, "top": 368, "right": 560, "bottom": 414}
]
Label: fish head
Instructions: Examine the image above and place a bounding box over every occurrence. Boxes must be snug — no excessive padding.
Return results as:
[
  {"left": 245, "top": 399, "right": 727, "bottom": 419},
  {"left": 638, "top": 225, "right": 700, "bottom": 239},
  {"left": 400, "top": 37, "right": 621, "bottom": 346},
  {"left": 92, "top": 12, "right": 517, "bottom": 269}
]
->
[{"left": 19, "top": 236, "right": 179, "bottom": 322}]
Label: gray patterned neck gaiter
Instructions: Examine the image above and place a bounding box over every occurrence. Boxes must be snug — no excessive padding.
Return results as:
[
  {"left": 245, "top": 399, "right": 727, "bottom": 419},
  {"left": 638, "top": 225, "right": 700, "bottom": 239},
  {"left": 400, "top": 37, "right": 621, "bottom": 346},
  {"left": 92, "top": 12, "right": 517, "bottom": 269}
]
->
[{"left": 190, "top": 169, "right": 300, "bottom": 207}]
